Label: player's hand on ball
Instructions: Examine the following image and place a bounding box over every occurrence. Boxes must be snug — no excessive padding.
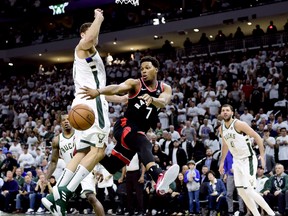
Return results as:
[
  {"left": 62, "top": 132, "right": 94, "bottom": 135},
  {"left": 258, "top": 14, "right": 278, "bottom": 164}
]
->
[
  {"left": 138, "top": 94, "right": 153, "bottom": 106},
  {"left": 79, "top": 86, "right": 100, "bottom": 100}
]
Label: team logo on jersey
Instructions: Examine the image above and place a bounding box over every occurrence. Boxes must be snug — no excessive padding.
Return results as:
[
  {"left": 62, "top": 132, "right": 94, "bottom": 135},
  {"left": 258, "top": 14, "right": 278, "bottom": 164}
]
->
[
  {"left": 97, "top": 134, "right": 105, "bottom": 144},
  {"left": 156, "top": 90, "right": 161, "bottom": 95}
]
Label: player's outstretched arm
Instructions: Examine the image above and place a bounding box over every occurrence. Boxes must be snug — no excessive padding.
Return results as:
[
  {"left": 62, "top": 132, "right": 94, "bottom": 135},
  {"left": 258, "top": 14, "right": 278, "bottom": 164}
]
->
[
  {"left": 77, "top": 9, "right": 104, "bottom": 51},
  {"left": 105, "top": 95, "right": 128, "bottom": 104},
  {"left": 45, "top": 135, "right": 60, "bottom": 179},
  {"left": 218, "top": 127, "right": 228, "bottom": 175},
  {"left": 235, "top": 120, "right": 265, "bottom": 168},
  {"left": 79, "top": 79, "right": 138, "bottom": 100}
]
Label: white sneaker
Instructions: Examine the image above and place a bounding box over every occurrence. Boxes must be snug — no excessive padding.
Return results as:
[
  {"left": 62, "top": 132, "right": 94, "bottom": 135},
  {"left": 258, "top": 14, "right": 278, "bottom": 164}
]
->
[
  {"left": 156, "top": 164, "right": 180, "bottom": 195},
  {"left": 25, "top": 208, "right": 34, "bottom": 214},
  {"left": 36, "top": 207, "right": 45, "bottom": 214},
  {"left": 70, "top": 208, "right": 79, "bottom": 214},
  {"left": 83, "top": 209, "right": 88, "bottom": 214}
]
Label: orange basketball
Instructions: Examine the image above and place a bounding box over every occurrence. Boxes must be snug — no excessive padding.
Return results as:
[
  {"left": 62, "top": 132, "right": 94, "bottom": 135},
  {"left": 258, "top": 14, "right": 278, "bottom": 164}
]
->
[{"left": 68, "top": 104, "right": 95, "bottom": 130}]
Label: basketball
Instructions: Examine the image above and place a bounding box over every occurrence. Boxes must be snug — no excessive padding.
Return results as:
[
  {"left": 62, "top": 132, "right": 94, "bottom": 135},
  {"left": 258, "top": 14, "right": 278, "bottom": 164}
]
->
[{"left": 68, "top": 104, "right": 95, "bottom": 130}]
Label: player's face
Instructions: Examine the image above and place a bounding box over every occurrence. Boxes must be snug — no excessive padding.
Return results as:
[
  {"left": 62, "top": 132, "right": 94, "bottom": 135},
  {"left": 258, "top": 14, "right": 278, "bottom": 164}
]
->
[
  {"left": 61, "top": 115, "right": 72, "bottom": 130},
  {"left": 221, "top": 106, "right": 233, "bottom": 122},
  {"left": 140, "top": 61, "right": 157, "bottom": 81}
]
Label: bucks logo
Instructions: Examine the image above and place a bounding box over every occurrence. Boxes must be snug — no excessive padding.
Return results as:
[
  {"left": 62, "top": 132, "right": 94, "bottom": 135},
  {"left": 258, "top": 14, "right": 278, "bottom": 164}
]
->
[{"left": 97, "top": 134, "right": 105, "bottom": 144}]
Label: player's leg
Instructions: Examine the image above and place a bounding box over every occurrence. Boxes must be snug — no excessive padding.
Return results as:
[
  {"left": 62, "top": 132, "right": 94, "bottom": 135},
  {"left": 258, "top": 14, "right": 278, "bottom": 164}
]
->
[
  {"left": 79, "top": 173, "right": 105, "bottom": 216},
  {"left": 41, "top": 150, "right": 88, "bottom": 215},
  {"left": 235, "top": 156, "right": 275, "bottom": 216},
  {"left": 86, "top": 192, "right": 105, "bottom": 216},
  {"left": 125, "top": 132, "right": 179, "bottom": 195},
  {"left": 58, "top": 150, "right": 88, "bottom": 187}
]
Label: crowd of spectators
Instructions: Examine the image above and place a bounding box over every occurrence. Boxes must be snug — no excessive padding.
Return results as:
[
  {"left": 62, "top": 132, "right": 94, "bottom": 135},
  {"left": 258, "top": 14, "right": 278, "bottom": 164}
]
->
[
  {"left": 1, "top": 0, "right": 288, "bottom": 50},
  {"left": 0, "top": 43, "right": 287, "bottom": 214}
]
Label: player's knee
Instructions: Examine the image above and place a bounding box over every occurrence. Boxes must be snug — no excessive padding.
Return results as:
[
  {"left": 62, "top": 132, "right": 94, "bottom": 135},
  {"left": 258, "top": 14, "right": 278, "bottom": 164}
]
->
[
  {"left": 90, "top": 146, "right": 105, "bottom": 159},
  {"left": 86, "top": 192, "right": 97, "bottom": 204}
]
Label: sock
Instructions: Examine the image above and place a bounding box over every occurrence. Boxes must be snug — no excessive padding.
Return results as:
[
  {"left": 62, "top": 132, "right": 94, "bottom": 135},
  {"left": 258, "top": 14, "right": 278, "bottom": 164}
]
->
[
  {"left": 56, "top": 168, "right": 74, "bottom": 187},
  {"left": 246, "top": 187, "right": 275, "bottom": 216},
  {"left": 66, "top": 164, "right": 90, "bottom": 192},
  {"left": 147, "top": 165, "right": 162, "bottom": 182},
  {"left": 237, "top": 188, "right": 261, "bottom": 216}
]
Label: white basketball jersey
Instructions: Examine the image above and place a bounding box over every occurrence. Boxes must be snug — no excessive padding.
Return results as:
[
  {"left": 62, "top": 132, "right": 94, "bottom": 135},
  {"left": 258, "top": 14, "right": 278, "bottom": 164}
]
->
[
  {"left": 59, "top": 132, "right": 76, "bottom": 164},
  {"left": 72, "top": 50, "right": 110, "bottom": 131},
  {"left": 222, "top": 119, "right": 254, "bottom": 159}
]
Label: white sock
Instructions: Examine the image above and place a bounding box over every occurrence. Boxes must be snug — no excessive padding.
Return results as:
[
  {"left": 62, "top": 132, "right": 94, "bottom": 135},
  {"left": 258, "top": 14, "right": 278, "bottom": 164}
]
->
[
  {"left": 237, "top": 188, "right": 261, "bottom": 216},
  {"left": 56, "top": 168, "right": 74, "bottom": 187},
  {"left": 246, "top": 187, "right": 275, "bottom": 216},
  {"left": 66, "top": 164, "right": 89, "bottom": 192}
]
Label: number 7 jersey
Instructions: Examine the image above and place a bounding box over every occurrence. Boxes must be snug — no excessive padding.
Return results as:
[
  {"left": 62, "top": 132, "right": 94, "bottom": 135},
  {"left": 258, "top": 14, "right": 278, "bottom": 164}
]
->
[
  {"left": 221, "top": 119, "right": 254, "bottom": 159},
  {"left": 124, "top": 78, "right": 164, "bottom": 132}
]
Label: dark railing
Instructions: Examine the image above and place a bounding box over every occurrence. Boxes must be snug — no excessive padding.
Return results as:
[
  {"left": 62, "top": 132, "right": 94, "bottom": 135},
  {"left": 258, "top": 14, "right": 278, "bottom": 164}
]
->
[{"left": 177, "top": 32, "right": 288, "bottom": 58}]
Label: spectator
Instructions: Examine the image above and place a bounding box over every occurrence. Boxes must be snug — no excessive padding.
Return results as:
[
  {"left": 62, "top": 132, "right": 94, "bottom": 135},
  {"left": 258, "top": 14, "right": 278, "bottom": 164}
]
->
[
  {"left": 169, "top": 125, "right": 180, "bottom": 141},
  {"left": 266, "top": 20, "right": 277, "bottom": 34},
  {"left": 170, "top": 172, "right": 189, "bottom": 215},
  {"left": 34, "top": 148, "right": 44, "bottom": 167},
  {"left": 169, "top": 139, "right": 187, "bottom": 169},
  {"left": 0, "top": 171, "right": 19, "bottom": 213},
  {"left": 183, "top": 37, "right": 193, "bottom": 56},
  {"left": 14, "top": 168, "right": 24, "bottom": 189},
  {"left": 204, "top": 132, "right": 220, "bottom": 154},
  {"left": 252, "top": 24, "right": 265, "bottom": 37},
  {"left": 26, "top": 174, "right": 51, "bottom": 214},
  {"left": 9, "top": 138, "right": 22, "bottom": 158},
  {"left": 198, "top": 119, "right": 214, "bottom": 143},
  {"left": 14, "top": 175, "right": 36, "bottom": 213},
  {"left": 124, "top": 153, "right": 145, "bottom": 216},
  {"left": 261, "top": 164, "right": 288, "bottom": 216},
  {"left": 234, "top": 27, "right": 245, "bottom": 40},
  {"left": 184, "top": 160, "right": 200, "bottom": 215},
  {"left": 240, "top": 107, "right": 253, "bottom": 126},
  {"left": 18, "top": 145, "right": 34, "bottom": 172},
  {"left": 160, "top": 132, "right": 173, "bottom": 156},
  {"left": 152, "top": 144, "right": 168, "bottom": 170},
  {"left": 197, "top": 148, "right": 219, "bottom": 178},
  {"left": 1, "top": 151, "right": 18, "bottom": 176},
  {"left": 263, "top": 128, "right": 276, "bottom": 173},
  {"left": 207, "top": 170, "right": 227, "bottom": 216},
  {"left": 181, "top": 120, "right": 197, "bottom": 144},
  {"left": 276, "top": 128, "right": 288, "bottom": 169}
]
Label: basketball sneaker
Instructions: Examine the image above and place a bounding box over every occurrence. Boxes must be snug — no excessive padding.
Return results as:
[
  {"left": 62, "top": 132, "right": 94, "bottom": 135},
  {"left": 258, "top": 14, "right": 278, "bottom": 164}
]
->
[
  {"left": 41, "top": 194, "right": 57, "bottom": 216},
  {"left": 156, "top": 164, "right": 180, "bottom": 195},
  {"left": 53, "top": 186, "right": 73, "bottom": 216}
]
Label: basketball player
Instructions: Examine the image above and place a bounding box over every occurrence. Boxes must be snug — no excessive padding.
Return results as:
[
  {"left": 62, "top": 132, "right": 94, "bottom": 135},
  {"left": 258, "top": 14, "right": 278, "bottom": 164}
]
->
[
  {"left": 80, "top": 56, "right": 180, "bottom": 197},
  {"left": 218, "top": 104, "right": 275, "bottom": 216},
  {"left": 42, "top": 8, "right": 127, "bottom": 216},
  {"left": 45, "top": 114, "right": 105, "bottom": 216}
]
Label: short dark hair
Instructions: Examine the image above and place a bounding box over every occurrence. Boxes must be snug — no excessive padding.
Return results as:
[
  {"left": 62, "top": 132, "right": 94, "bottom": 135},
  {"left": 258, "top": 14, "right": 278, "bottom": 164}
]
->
[
  {"left": 207, "top": 170, "right": 216, "bottom": 177},
  {"left": 140, "top": 56, "right": 160, "bottom": 69},
  {"left": 221, "top": 104, "right": 234, "bottom": 112},
  {"left": 80, "top": 22, "right": 92, "bottom": 34}
]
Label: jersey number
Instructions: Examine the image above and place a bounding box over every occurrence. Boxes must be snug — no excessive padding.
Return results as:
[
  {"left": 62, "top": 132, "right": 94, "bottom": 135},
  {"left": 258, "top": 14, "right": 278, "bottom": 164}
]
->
[
  {"left": 146, "top": 107, "right": 152, "bottom": 119},
  {"left": 230, "top": 141, "right": 235, "bottom": 148}
]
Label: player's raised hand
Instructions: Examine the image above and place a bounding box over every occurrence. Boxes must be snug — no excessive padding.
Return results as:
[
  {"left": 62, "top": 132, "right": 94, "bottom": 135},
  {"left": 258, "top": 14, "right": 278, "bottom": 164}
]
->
[
  {"left": 138, "top": 94, "right": 153, "bottom": 106},
  {"left": 79, "top": 86, "right": 100, "bottom": 100},
  {"left": 94, "top": 8, "right": 104, "bottom": 20}
]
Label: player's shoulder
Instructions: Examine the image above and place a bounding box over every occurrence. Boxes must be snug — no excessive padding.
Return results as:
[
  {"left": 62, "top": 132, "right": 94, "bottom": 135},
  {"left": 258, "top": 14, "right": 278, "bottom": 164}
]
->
[{"left": 52, "top": 135, "right": 60, "bottom": 148}]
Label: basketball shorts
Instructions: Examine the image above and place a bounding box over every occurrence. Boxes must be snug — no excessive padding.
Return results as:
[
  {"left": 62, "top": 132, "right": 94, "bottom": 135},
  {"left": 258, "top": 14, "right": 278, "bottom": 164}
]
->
[
  {"left": 233, "top": 154, "right": 257, "bottom": 189},
  {"left": 71, "top": 96, "right": 110, "bottom": 151}
]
